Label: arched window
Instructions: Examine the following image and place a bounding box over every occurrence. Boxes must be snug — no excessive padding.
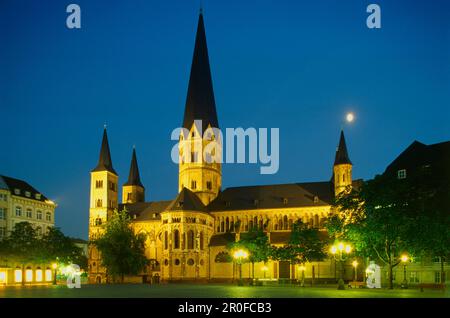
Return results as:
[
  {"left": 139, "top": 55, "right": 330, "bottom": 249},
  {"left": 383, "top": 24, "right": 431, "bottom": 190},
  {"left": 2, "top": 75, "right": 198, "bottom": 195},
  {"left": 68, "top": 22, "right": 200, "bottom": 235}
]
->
[
  {"left": 249, "top": 220, "right": 253, "bottom": 230},
  {"left": 96, "top": 199, "right": 102, "bottom": 208},
  {"left": 259, "top": 219, "right": 263, "bottom": 230},
  {"left": 220, "top": 219, "right": 224, "bottom": 232},
  {"left": 187, "top": 230, "right": 194, "bottom": 249},
  {"left": 254, "top": 216, "right": 258, "bottom": 228},
  {"left": 164, "top": 231, "right": 168, "bottom": 250},
  {"left": 314, "top": 215, "right": 319, "bottom": 228},
  {"left": 174, "top": 230, "right": 180, "bottom": 249},
  {"left": 226, "top": 217, "right": 230, "bottom": 232},
  {"left": 283, "top": 216, "right": 288, "bottom": 230},
  {"left": 230, "top": 217, "right": 235, "bottom": 232},
  {"left": 199, "top": 232, "right": 204, "bottom": 250},
  {"left": 278, "top": 218, "right": 283, "bottom": 230}
]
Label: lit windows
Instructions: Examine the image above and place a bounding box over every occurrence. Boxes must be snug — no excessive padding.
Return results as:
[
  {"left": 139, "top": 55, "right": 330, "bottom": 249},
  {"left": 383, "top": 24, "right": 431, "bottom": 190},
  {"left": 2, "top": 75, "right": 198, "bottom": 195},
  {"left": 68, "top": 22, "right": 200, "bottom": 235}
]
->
[
  {"left": 35, "top": 268, "right": 43, "bottom": 282},
  {"left": 36, "top": 210, "right": 42, "bottom": 220},
  {"left": 46, "top": 212, "right": 51, "bottom": 222},
  {"left": 25, "top": 268, "right": 33, "bottom": 282},
  {"left": 397, "top": 169, "right": 407, "bottom": 179},
  {"left": 45, "top": 269, "right": 52, "bottom": 281},
  {"left": 409, "top": 271, "right": 420, "bottom": 283},
  {"left": 0, "top": 208, "right": 5, "bottom": 219},
  {"left": 15, "top": 206, "right": 22, "bottom": 217},
  {"left": 0, "top": 193, "right": 7, "bottom": 201},
  {"left": 14, "top": 269, "right": 22, "bottom": 283},
  {"left": 26, "top": 209, "right": 32, "bottom": 218},
  {"left": 435, "top": 272, "right": 441, "bottom": 283}
]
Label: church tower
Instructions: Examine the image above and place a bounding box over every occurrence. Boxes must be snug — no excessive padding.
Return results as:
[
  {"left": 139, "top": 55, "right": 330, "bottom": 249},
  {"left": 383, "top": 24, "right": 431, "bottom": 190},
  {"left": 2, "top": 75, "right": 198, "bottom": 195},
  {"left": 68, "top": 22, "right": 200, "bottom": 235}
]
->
[
  {"left": 122, "top": 147, "right": 145, "bottom": 204},
  {"left": 333, "top": 130, "right": 353, "bottom": 197},
  {"left": 178, "top": 12, "right": 222, "bottom": 206},
  {"left": 88, "top": 127, "right": 119, "bottom": 283}
]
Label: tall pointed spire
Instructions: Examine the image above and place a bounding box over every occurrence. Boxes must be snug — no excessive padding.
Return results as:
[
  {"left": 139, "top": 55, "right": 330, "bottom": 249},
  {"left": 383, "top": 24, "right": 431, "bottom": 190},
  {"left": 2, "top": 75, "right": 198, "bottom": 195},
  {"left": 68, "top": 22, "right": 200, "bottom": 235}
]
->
[
  {"left": 124, "top": 148, "right": 144, "bottom": 188},
  {"left": 334, "top": 130, "right": 352, "bottom": 165},
  {"left": 182, "top": 12, "right": 219, "bottom": 133},
  {"left": 92, "top": 127, "right": 117, "bottom": 174}
]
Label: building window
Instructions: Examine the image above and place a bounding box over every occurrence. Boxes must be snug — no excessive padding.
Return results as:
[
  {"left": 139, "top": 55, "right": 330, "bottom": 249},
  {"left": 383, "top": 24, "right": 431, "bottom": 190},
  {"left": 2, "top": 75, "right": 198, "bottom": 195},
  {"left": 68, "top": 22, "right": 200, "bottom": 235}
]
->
[
  {"left": 397, "top": 169, "right": 407, "bottom": 179},
  {"left": 0, "top": 193, "right": 7, "bottom": 201},
  {"left": 95, "top": 218, "right": 102, "bottom": 226},
  {"left": 191, "top": 180, "right": 197, "bottom": 190},
  {"left": 14, "top": 269, "right": 22, "bottom": 283},
  {"left": 109, "top": 182, "right": 116, "bottom": 192},
  {"left": 25, "top": 267, "right": 33, "bottom": 282},
  {"left": 206, "top": 181, "right": 212, "bottom": 190},
  {"left": 409, "top": 272, "right": 420, "bottom": 283},
  {"left": 0, "top": 208, "right": 5, "bottom": 220},
  {"left": 187, "top": 258, "right": 194, "bottom": 266},
  {"left": 45, "top": 268, "right": 52, "bottom": 281},
  {"left": 187, "top": 230, "right": 194, "bottom": 249},
  {"left": 15, "top": 206, "right": 22, "bottom": 217},
  {"left": 96, "top": 199, "right": 102, "bottom": 208},
  {"left": 36, "top": 210, "right": 42, "bottom": 220},
  {"left": 174, "top": 259, "right": 180, "bottom": 266},
  {"left": 199, "top": 232, "right": 204, "bottom": 250},
  {"left": 35, "top": 268, "right": 43, "bottom": 282},
  {"left": 26, "top": 209, "right": 32, "bottom": 218},
  {"left": 434, "top": 271, "right": 441, "bottom": 283},
  {"left": 164, "top": 231, "right": 168, "bottom": 250},
  {"left": 46, "top": 212, "right": 51, "bottom": 222},
  {"left": 314, "top": 196, "right": 319, "bottom": 203},
  {"left": 174, "top": 230, "right": 180, "bottom": 249},
  {"left": 25, "top": 191, "right": 31, "bottom": 198},
  {"left": 14, "top": 189, "right": 20, "bottom": 195},
  {"left": 35, "top": 193, "right": 41, "bottom": 200}
]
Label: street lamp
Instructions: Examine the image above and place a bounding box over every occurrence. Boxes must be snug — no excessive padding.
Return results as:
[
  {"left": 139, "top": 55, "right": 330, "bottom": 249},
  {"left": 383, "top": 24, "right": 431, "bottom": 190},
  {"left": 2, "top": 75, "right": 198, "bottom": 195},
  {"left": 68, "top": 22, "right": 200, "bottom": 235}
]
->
[
  {"left": 298, "top": 265, "right": 306, "bottom": 287},
  {"left": 233, "top": 249, "right": 249, "bottom": 286},
  {"left": 352, "top": 260, "right": 358, "bottom": 282},
  {"left": 52, "top": 263, "right": 57, "bottom": 285},
  {"left": 330, "top": 242, "right": 352, "bottom": 290},
  {"left": 401, "top": 254, "right": 409, "bottom": 289}
]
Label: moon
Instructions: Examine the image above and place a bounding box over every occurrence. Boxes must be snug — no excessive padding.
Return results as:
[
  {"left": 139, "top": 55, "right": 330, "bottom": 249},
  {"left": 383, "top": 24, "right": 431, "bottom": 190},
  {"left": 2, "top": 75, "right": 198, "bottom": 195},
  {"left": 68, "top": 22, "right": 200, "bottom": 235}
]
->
[{"left": 346, "top": 112, "right": 355, "bottom": 123}]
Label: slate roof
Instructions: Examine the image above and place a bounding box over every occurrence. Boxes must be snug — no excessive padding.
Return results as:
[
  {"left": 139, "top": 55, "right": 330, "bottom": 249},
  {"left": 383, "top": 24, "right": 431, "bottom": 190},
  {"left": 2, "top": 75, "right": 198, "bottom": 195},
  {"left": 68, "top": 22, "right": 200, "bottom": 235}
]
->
[
  {"left": 334, "top": 130, "right": 352, "bottom": 165},
  {"left": 209, "top": 233, "right": 236, "bottom": 247},
  {"left": 92, "top": 128, "right": 117, "bottom": 174},
  {"left": 0, "top": 175, "right": 48, "bottom": 202},
  {"left": 166, "top": 187, "right": 208, "bottom": 212},
  {"left": 208, "top": 181, "right": 335, "bottom": 212},
  {"left": 120, "top": 201, "right": 172, "bottom": 221},
  {"left": 124, "top": 148, "right": 144, "bottom": 188},
  {"left": 182, "top": 12, "right": 219, "bottom": 133},
  {"left": 384, "top": 140, "right": 450, "bottom": 181}
]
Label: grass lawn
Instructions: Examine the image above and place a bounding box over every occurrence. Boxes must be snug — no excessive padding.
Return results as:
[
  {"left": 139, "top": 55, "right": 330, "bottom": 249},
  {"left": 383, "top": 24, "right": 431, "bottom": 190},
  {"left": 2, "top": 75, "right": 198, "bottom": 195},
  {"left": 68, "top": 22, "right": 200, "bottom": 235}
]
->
[{"left": 0, "top": 284, "right": 449, "bottom": 298}]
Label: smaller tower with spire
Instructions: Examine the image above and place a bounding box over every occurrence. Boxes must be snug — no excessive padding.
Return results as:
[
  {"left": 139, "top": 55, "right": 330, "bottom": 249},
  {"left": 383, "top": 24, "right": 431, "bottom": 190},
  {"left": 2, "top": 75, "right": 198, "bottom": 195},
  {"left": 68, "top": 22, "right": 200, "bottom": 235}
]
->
[
  {"left": 122, "top": 147, "right": 145, "bottom": 204},
  {"left": 333, "top": 130, "right": 353, "bottom": 196}
]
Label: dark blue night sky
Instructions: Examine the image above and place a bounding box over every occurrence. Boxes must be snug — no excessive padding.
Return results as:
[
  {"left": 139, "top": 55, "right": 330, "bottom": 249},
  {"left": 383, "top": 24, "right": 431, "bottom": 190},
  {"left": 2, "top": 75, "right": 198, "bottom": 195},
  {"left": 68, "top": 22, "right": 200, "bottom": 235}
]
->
[{"left": 1, "top": 0, "right": 449, "bottom": 239}]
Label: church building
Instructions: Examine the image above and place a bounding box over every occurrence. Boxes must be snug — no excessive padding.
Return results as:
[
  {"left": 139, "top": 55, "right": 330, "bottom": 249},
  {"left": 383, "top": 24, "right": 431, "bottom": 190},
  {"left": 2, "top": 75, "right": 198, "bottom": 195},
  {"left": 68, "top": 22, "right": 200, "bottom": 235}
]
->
[{"left": 88, "top": 12, "right": 358, "bottom": 284}]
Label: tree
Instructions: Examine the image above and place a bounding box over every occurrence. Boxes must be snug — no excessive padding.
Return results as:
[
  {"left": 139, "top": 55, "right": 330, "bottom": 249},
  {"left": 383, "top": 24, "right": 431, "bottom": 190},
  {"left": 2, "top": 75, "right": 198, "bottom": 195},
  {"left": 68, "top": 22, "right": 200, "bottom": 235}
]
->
[
  {"left": 228, "top": 226, "right": 271, "bottom": 280},
  {"left": 272, "top": 220, "right": 326, "bottom": 267},
  {"left": 91, "top": 209, "right": 149, "bottom": 283},
  {"left": 41, "top": 227, "right": 88, "bottom": 270},
  {"left": 330, "top": 175, "right": 419, "bottom": 289},
  {"left": 1, "top": 222, "right": 40, "bottom": 285}
]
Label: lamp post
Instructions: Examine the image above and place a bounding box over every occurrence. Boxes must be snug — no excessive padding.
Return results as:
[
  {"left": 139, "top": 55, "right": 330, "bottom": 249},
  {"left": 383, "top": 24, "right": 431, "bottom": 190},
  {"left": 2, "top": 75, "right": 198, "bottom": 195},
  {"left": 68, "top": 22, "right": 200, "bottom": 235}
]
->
[
  {"left": 352, "top": 260, "right": 358, "bottom": 283},
  {"left": 298, "top": 265, "right": 306, "bottom": 287},
  {"left": 330, "top": 242, "right": 352, "bottom": 290},
  {"left": 400, "top": 254, "right": 409, "bottom": 289},
  {"left": 52, "top": 263, "right": 57, "bottom": 285},
  {"left": 233, "top": 249, "right": 249, "bottom": 286}
]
